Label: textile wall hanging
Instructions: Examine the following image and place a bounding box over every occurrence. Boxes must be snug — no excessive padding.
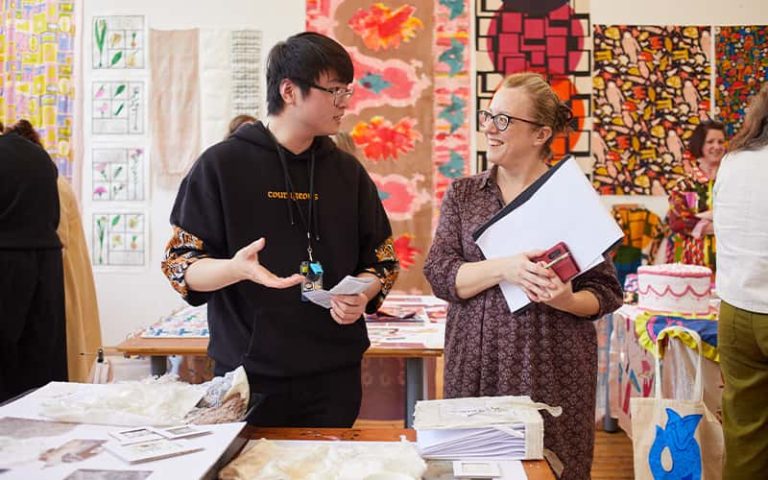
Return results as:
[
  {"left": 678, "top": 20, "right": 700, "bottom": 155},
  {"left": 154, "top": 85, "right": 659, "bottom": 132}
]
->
[
  {"left": 149, "top": 28, "right": 201, "bottom": 188},
  {"left": 592, "top": 25, "right": 712, "bottom": 195},
  {"left": 0, "top": 0, "right": 76, "bottom": 179},
  {"left": 199, "top": 29, "right": 262, "bottom": 149},
  {"left": 308, "top": 0, "right": 471, "bottom": 294},
  {"left": 475, "top": 0, "right": 593, "bottom": 172},
  {"left": 715, "top": 26, "right": 768, "bottom": 138}
]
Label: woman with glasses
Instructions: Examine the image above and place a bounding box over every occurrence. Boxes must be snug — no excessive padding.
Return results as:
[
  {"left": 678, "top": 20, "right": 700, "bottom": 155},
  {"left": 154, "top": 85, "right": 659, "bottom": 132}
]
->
[{"left": 424, "top": 72, "right": 622, "bottom": 479}]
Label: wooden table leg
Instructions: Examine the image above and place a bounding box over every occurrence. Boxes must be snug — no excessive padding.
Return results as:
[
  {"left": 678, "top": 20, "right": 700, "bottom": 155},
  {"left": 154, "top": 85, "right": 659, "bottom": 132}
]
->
[
  {"left": 150, "top": 355, "right": 168, "bottom": 376},
  {"left": 404, "top": 357, "right": 425, "bottom": 428}
]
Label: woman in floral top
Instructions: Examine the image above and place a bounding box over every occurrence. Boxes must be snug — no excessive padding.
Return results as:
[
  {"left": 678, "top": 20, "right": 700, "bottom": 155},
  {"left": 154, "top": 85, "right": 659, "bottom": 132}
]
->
[
  {"left": 666, "top": 120, "right": 726, "bottom": 270},
  {"left": 424, "top": 73, "right": 622, "bottom": 480}
]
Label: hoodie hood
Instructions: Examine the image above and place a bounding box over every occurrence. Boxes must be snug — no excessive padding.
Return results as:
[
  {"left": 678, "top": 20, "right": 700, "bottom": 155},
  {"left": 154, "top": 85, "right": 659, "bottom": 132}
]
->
[{"left": 232, "top": 120, "right": 338, "bottom": 158}]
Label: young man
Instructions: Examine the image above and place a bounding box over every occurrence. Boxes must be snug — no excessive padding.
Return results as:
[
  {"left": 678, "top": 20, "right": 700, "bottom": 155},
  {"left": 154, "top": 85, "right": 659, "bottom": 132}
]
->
[{"left": 162, "top": 32, "right": 398, "bottom": 427}]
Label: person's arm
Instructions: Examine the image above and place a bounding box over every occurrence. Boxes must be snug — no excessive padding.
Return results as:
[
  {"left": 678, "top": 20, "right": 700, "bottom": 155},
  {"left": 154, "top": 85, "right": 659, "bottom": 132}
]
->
[
  {"left": 331, "top": 167, "right": 400, "bottom": 325},
  {"left": 185, "top": 238, "right": 303, "bottom": 291},
  {"left": 424, "top": 182, "right": 555, "bottom": 302},
  {"left": 542, "top": 259, "right": 623, "bottom": 319},
  {"left": 455, "top": 253, "right": 555, "bottom": 301},
  {"left": 667, "top": 185, "right": 699, "bottom": 235}
]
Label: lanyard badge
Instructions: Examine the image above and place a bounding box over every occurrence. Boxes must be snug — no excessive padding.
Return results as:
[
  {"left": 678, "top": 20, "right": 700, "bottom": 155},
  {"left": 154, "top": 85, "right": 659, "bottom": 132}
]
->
[{"left": 300, "top": 260, "right": 324, "bottom": 301}]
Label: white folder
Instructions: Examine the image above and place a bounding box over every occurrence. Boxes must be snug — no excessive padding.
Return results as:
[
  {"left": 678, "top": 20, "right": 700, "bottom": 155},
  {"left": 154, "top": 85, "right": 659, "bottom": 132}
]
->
[{"left": 473, "top": 156, "right": 623, "bottom": 313}]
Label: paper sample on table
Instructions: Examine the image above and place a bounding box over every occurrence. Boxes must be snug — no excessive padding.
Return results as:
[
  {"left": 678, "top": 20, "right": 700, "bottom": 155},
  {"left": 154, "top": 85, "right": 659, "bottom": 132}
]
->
[{"left": 473, "top": 156, "right": 623, "bottom": 313}]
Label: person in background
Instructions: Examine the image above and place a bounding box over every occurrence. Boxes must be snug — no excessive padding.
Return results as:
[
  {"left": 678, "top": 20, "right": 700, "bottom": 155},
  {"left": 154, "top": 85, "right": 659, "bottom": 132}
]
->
[
  {"left": 162, "top": 32, "right": 398, "bottom": 427},
  {"left": 332, "top": 131, "right": 357, "bottom": 156},
  {"left": 4, "top": 119, "right": 103, "bottom": 383},
  {"left": 0, "top": 120, "right": 67, "bottom": 401},
  {"left": 666, "top": 120, "right": 726, "bottom": 270},
  {"left": 713, "top": 83, "right": 768, "bottom": 480},
  {"left": 424, "top": 72, "right": 623, "bottom": 480},
  {"left": 226, "top": 114, "right": 257, "bottom": 139}
]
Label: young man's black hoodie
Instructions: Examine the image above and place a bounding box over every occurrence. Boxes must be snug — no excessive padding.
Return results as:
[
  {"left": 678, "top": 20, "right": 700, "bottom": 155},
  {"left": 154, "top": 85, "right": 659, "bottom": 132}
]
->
[{"left": 169, "top": 121, "right": 395, "bottom": 378}]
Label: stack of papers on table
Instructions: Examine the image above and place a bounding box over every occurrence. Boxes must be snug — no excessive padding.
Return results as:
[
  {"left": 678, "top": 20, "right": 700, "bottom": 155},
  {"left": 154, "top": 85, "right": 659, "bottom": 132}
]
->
[{"left": 413, "top": 396, "right": 562, "bottom": 460}]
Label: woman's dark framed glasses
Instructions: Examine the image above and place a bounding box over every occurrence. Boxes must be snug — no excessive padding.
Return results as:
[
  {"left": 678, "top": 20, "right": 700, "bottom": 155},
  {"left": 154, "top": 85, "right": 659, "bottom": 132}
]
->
[{"left": 477, "top": 109, "right": 543, "bottom": 131}]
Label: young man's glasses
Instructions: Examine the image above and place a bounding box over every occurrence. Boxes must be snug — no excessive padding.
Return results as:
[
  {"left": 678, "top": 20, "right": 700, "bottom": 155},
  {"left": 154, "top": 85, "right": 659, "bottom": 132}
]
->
[
  {"left": 310, "top": 83, "right": 355, "bottom": 107},
  {"left": 477, "top": 109, "right": 543, "bottom": 131}
]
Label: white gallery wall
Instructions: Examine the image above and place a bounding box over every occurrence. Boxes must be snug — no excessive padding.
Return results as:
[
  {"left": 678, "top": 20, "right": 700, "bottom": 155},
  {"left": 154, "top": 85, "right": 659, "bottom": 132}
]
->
[
  {"left": 84, "top": 0, "right": 306, "bottom": 345},
  {"left": 91, "top": 0, "right": 768, "bottom": 346}
]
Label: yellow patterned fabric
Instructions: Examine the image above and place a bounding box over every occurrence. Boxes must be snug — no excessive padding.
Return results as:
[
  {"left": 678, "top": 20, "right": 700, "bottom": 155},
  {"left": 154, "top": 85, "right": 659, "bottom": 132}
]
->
[
  {"left": 613, "top": 206, "right": 665, "bottom": 264},
  {"left": 0, "top": 1, "right": 76, "bottom": 179}
]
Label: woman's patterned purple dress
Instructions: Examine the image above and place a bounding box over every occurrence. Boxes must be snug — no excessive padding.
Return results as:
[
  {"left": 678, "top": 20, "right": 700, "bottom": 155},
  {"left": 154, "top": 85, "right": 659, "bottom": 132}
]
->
[{"left": 424, "top": 168, "right": 623, "bottom": 480}]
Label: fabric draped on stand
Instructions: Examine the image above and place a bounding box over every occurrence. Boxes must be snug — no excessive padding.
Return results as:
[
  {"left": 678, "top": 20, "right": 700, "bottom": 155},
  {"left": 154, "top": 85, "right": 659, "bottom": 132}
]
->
[{"left": 57, "top": 177, "right": 103, "bottom": 383}]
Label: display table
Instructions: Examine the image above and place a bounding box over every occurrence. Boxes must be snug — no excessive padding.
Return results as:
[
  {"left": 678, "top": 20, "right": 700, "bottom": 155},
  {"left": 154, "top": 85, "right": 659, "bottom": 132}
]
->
[
  {"left": 609, "top": 304, "right": 723, "bottom": 435},
  {"left": 116, "top": 331, "right": 443, "bottom": 428},
  {"left": 238, "top": 427, "right": 556, "bottom": 479}
]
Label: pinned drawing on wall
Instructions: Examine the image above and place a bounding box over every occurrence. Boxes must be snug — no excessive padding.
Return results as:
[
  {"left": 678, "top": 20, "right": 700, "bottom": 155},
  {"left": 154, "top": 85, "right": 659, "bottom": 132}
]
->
[
  {"left": 231, "top": 30, "right": 262, "bottom": 118},
  {"left": 92, "top": 81, "right": 145, "bottom": 135},
  {"left": 198, "top": 28, "right": 263, "bottom": 148},
  {"left": 91, "top": 147, "right": 146, "bottom": 201},
  {"left": 92, "top": 15, "right": 145, "bottom": 69},
  {"left": 715, "top": 25, "right": 768, "bottom": 138},
  {"left": 592, "top": 25, "right": 712, "bottom": 195},
  {"left": 91, "top": 212, "right": 147, "bottom": 268},
  {"left": 475, "top": 0, "right": 593, "bottom": 172}
]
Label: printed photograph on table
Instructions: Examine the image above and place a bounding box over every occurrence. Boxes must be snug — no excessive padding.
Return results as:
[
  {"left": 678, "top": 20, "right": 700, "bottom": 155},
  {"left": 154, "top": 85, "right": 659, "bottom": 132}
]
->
[
  {"left": 92, "top": 81, "right": 145, "bottom": 135},
  {"left": 715, "top": 25, "right": 768, "bottom": 138},
  {"left": 0, "top": 0, "right": 76, "bottom": 179},
  {"left": 91, "top": 212, "right": 147, "bottom": 268},
  {"left": 592, "top": 25, "right": 712, "bottom": 195},
  {"left": 475, "top": 0, "right": 593, "bottom": 172},
  {"left": 91, "top": 147, "right": 145, "bottom": 201},
  {"left": 92, "top": 15, "right": 145, "bottom": 69}
]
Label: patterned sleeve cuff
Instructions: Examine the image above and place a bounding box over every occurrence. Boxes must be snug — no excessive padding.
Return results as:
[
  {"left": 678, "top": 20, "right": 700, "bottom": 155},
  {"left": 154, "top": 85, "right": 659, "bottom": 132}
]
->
[
  {"left": 161, "top": 226, "right": 209, "bottom": 300},
  {"left": 360, "top": 236, "right": 400, "bottom": 314}
]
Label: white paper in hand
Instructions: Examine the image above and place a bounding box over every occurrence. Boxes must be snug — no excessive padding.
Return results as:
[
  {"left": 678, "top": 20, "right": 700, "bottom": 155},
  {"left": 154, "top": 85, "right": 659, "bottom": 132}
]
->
[{"left": 303, "top": 275, "right": 374, "bottom": 309}]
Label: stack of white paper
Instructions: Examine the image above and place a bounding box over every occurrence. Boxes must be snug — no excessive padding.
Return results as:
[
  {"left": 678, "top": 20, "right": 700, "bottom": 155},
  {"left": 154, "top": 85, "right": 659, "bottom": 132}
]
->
[{"left": 413, "top": 396, "right": 562, "bottom": 461}]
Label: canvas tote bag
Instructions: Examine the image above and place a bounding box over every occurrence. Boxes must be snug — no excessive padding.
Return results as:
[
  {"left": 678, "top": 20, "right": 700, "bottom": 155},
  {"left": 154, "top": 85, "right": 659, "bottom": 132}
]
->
[{"left": 630, "top": 326, "right": 723, "bottom": 480}]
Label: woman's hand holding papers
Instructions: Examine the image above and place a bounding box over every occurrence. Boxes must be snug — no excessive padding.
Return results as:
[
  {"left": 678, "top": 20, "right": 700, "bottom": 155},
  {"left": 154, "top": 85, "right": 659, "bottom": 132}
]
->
[{"left": 500, "top": 252, "right": 556, "bottom": 302}]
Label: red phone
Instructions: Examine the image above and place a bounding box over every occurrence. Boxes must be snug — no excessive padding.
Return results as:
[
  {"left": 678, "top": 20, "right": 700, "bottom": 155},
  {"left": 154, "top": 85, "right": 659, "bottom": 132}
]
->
[{"left": 532, "top": 242, "right": 580, "bottom": 283}]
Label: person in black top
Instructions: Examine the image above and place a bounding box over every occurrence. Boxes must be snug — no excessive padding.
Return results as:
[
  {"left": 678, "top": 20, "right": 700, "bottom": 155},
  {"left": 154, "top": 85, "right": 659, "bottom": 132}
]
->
[
  {"left": 162, "top": 32, "right": 399, "bottom": 427},
  {"left": 0, "top": 124, "right": 67, "bottom": 402}
]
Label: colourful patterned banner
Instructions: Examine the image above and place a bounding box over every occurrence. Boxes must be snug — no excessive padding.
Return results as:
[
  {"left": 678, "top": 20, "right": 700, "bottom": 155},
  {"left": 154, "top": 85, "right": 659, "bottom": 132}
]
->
[
  {"left": 0, "top": 0, "right": 76, "bottom": 179},
  {"left": 475, "top": 0, "right": 593, "bottom": 171},
  {"left": 715, "top": 26, "right": 768, "bottom": 138},
  {"left": 308, "top": 0, "right": 470, "bottom": 294},
  {"left": 593, "top": 25, "right": 712, "bottom": 195}
]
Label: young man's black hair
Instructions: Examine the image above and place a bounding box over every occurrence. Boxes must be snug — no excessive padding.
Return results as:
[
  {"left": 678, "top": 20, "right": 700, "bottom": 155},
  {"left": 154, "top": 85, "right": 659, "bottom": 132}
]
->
[{"left": 266, "top": 32, "right": 354, "bottom": 115}]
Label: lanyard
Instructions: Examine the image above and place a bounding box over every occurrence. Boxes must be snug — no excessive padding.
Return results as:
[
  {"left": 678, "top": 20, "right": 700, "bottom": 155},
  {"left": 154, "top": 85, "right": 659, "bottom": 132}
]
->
[{"left": 267, "top": 128, "right": 317, "bottom": 261}]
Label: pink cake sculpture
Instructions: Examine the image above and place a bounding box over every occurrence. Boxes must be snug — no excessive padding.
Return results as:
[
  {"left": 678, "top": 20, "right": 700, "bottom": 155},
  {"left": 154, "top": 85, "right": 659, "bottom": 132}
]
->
[{"left": 637, "top": 263, "right": 712, "bottom": 314}]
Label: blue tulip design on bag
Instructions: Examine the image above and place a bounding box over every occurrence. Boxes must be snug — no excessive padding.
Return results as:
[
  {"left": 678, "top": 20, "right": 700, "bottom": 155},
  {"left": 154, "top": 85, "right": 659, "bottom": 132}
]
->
[{"left": 648, "top": 408, "right": 703, "bottom": 480}]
